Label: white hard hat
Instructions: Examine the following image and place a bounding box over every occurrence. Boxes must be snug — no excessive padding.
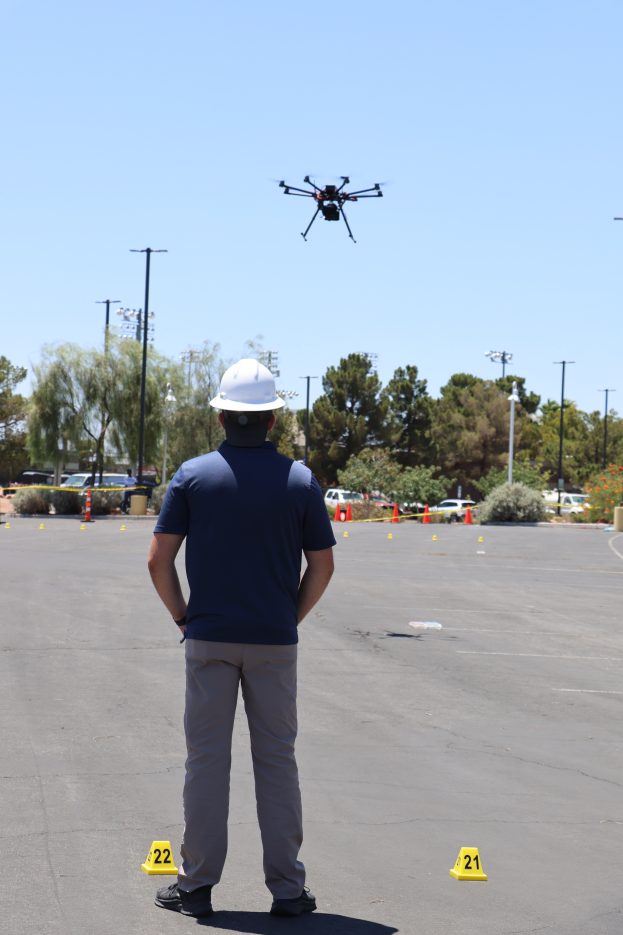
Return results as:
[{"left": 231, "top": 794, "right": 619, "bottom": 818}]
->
[{"left": 209, "top": 358, "right": 285, "bottom": 412}]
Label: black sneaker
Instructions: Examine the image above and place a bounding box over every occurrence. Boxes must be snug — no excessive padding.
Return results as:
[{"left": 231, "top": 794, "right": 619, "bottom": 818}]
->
[
  {"left": 270, "top": 887, "right": 316, "bottom": 917},
  {"left": 155, "top": 882, "right": 213, "bottom": 917}
]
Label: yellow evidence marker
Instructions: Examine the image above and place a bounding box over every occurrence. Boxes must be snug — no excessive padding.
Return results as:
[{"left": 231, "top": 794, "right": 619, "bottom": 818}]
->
[
  {"left": 120, "top": 523, "right": 127, "bottom": 532},
  {"left": 80, "top": 523, "right": 87, "bottom": 531},
  {"left": 431, "top": 534, "right": 439, "bottom": 542},
  {"left": 4, "top": 522, "right": 10, "bottom": 529},
  {"left": 387, "top": 532, "right": 393, "bottom": 540},
  {"left": 141, "top": 840, "right": 178, "bottom": 875},
  {"left": 449, "top": 846, "right": 487, "bottom": 881},
  {"left": 39, "top": 522, "right": 46, "bottom": 530},
  {"left": 478, "top": 535, "right": 484, "bottom": 543},
  {"left": 343, "top": 530, "right": 349, "bottom": 538}
]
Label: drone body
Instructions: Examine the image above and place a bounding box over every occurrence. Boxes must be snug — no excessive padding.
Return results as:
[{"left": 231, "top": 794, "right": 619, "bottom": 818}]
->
[{"left": 278, "top": 175, "right": 383, "bottom": 242}]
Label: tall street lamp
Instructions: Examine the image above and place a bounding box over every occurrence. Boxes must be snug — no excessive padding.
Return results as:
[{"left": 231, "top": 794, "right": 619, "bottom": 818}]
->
[
  {"left": 507, "top": 381, "right": 520, "bottom": 484},
  {"left": 161, "top": 383, "right": 177, "bottom": 485},
  {"left": 485, "top": 349, "right": 513, "bottom": 379},
  {"left": 96, "top": 298, "right": 120, "bottom": 352},
  {"left": 299, "top": 376, "right": 318, "bottom": 465},
  {"left": 130, "top": 247, "right": 167, "bottom": 485},
  {"left": 600, "top": 388, "right": 616, "bottom": 468},
  {"left": 553, "top": 360, "right": 575, "bottom": 515}
]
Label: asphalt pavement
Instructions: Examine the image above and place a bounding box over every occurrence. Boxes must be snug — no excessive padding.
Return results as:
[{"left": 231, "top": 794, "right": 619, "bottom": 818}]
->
[{"left": 1, "top": 516, "right": 623, "bottom": 935}]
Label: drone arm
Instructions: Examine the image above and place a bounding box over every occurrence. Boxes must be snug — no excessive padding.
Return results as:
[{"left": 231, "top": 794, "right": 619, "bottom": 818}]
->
[
  {"left": 345, "top": 185, "right": 383, "bottom": 197},
  {"left": 303, "top": 176, "right": 323, "bottom": 193},
  {"left": 281, "top": 184, "right": 316, "bottom": 197},
  {"left": 338, "top": 204, "right": 356, "bottom": 243},
  {"left": 345, "top": 193, "right": 383, "bottom": 198},
  {"left": 301, "top": 207, "right": 321, "bottom": 241}
]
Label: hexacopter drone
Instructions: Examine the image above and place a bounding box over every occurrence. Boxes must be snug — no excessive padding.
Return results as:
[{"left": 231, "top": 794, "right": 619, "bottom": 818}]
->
[{"left": 278, "top": 175, "right": 383, "bottom": 242}]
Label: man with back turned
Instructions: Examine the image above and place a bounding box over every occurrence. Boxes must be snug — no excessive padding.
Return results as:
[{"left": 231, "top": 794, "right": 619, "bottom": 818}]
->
[{"left": 147, "top": 358, "right": 335, "bottom": 918}]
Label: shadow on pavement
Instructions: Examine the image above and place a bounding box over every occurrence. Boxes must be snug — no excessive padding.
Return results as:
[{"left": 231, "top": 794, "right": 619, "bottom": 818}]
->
[{"left": 197, "top": 911, "right": 399, "bottom": 933}]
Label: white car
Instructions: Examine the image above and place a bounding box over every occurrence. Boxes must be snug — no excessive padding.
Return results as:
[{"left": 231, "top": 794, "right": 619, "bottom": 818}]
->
[
  {"left": 324, "top": 488, "right": 364, "bottom": 518},
  {"left": 543, "top": 492, "right": 589, "bottom": 515},
  {"left": 431, "top": 499, "right": 476, "bottom": 522}
]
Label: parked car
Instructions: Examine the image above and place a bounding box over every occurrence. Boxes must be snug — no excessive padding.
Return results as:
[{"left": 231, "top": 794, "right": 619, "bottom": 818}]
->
[
  {"left": 61, "top": 473, "right": 130, "bottom": 489},
  {"left": 542, "top": 492, "right": 589, "bottom": 515},
  {"left": 10, "top": 470, "right": 53, "bottom": 486},
  {"left": 369, "top": 495, "right": 403, "bottom": 513},
  {"left": 430, "top": 499, "right": 476, "bottom": 522},
  {"left": 324, "top": 488, "right": 364, "bottom": 517}
]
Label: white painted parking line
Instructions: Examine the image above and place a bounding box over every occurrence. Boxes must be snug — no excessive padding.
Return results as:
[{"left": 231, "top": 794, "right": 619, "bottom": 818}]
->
[
  {"left": 608, "top": 534, "right": 623, "bottom": 562},
  {"left": 552, "top": 688, "right": 623, "bottom": 695},
  {"left": 445, "top": 628, "right": 577, "bottom": 635},
  {"left": 457, "top": 651, "right": 623, "bottom": 661}
]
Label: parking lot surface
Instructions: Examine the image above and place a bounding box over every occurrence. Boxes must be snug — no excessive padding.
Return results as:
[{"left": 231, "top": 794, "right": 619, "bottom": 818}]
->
[{"left": 1, "top": 517, "right": 623, "bottom": 934}]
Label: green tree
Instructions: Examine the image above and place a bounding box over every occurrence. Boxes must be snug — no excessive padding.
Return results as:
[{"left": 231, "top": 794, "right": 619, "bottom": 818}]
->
[
  {"left": 530, "top": 400, "right": 590, "bottom": 488},
  {"left": 29, "top": 340, "right": 170, "bottom": 479},
  {"left": 308, "top": 354, "right": 385, "bottom": 483},
  {"left": 337, "top": 448, "right": 402, "bottom": 496},
  {"left": 165, "top": 342, "right": 225, "bottom": 471},
  {"left": 0, "top": 356, "right": 28, "bottom": 484},
  {"left": 495, "top": 375, "right": 541, "bottom": 415},
  {"left": 380, "top": 364, "right": 434, "bottom": 466},
  {"left": 270, "top": 407, "right": 301, "bottom": 459},
  {"left": 473, "top": 460, "right": 548, "bottom": 499},
  {"left": 431, "top": 376, "right": 524, "bottom": 493},
  {"left": 393, "top": 465, "right": 452, "bottom": 509}
]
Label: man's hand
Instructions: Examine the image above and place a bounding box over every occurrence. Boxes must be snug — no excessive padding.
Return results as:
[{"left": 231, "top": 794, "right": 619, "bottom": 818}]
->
[{"left": 298, "top": 548, "right": 334, "bottom": 623}]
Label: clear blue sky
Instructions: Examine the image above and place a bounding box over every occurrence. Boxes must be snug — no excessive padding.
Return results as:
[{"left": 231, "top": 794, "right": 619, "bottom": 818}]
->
[{"left": 2, "top": 0, "right": 622, "bottom": 416}]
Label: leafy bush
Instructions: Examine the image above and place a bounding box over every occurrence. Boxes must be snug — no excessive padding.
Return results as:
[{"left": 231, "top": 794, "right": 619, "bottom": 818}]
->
[
  {"left": 585, "top": 464, "right": 623, "bottom": 522},
  {"left": 90, "top": 490, "right": 123, "bottom": 515},
  {"left": 474, "top": 462, "right": 548, "bottom": 498},
  {"left": 393, "top": 466, "right": 452, "bottom": 511},
  {"left": 325, "top": 501, "right": 386, "bottom": 523},
  {"left": 150, "top": 485, "right": 168, "bottom": 515},
  {"left": 12, "top": 487, "right": 50, "bottom": 514},
  {"left": 50, "top": 489, "right": 82, "bottom": 515},
  {"left": 479, "top": 483, "right": 547, "bottom": 524}
]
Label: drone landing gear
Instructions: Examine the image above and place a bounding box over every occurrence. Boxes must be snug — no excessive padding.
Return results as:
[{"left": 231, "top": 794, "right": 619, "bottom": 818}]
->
[
  {"left": 338, "top": 205, "right": 356, "bottom": 243},
  {"left": 301, "top": 208, "right": 321, "bottom": 241}
]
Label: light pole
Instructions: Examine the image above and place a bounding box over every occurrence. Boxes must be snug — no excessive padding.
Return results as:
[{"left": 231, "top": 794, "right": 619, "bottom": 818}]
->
[
  {"left": 507, "top": 381, "right": 520, "bottom": 484},
  {"left": 96, "top": 298, "right": 120, "bottom": 352},
  {"left": 161, "top": 383, "right": 177, "bottom": 485},
  {"left": 115, "top": 307, "right": 154, "bottom": 343},
  {"left": 553, "top": 360, "right": 575, "bottom": 515},
  {"left": 485, "top": 349, "right": 513, "bottom": 379},
  {"left": 600, "top": 388, "right": 616, "bottom": 468},
  {"left": 130, "top": 247, "right": 167, "bottom": 485},
  {"left": 299, "top": 376, "right": 318, "bottom": 465}
]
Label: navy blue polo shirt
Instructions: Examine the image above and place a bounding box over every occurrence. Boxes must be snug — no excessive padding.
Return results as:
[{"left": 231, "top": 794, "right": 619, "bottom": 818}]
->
[{"left": 154, "top": 442, "right": 336, "bottom": 644}]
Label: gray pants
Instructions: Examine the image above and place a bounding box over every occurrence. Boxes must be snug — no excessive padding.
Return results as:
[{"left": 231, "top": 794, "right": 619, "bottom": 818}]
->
[{"left": 178, "top": 640, "right": 305, "bottom": 899}]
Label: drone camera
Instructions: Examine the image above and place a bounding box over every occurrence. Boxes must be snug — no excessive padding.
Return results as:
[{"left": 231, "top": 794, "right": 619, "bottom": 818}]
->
[{"left": 321, "top": 204, "right": 340, "bottom": 221}]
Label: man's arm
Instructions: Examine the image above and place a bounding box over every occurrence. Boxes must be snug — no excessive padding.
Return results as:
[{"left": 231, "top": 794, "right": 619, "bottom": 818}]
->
[
  {"left": 147, "top": 533, "right": 187, "bottom": 632},
  {"left": 298, "top": 547, "right": 334, "bottom": 624}
]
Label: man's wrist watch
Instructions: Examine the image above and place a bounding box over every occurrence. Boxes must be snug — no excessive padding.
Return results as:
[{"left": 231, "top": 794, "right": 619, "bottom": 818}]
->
[{"left": 174, "top": 616, "right": 186, "bottom": 628}]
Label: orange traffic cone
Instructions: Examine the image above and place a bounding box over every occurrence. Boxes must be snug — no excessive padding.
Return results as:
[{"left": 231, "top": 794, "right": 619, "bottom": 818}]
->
[
  {"left": 345, "top": 502, "right": 353, "bottom": 522},
  {"left": 422, "top": 504, "right": 431, "bottom": 524},
  {"left": 391, "top": 503, "right": 400, "bottom": 523},
  {"left": 84, "top": 487, "right": 93, "bottom": 523},
  {"left": 334, "top": 502, "right": 343, "bottom": 522},
  {"left": 464, "top": 505, "right": 473, "bottom": 525}
]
